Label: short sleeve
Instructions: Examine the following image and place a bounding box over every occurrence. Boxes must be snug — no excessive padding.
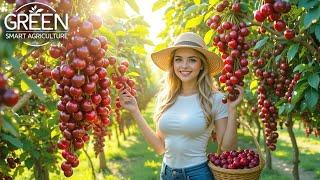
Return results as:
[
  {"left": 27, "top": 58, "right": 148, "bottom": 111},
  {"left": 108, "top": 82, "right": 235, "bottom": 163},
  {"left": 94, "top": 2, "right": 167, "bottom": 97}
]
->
[{"left": 212, "top": 92, "right": 228, "bottom": 120}]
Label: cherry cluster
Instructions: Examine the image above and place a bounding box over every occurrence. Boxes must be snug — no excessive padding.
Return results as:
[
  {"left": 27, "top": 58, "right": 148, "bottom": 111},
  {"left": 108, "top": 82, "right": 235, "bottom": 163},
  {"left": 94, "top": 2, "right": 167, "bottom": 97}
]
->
[
  {"left": 6, "top": 157, "right": 20, "bottom": 169},
  {"left": 109, "top": 57, "right": 136, "bottom": 134},
  {"left": 254, "top": 0, "right": 294, "bottom": 40},
  {"left": 206, "top": 1, "right": 250, "bottom": 103},
  {"left": 208, "top": 149, "right": 260, "bottom": 169},
  {"left": 284, "top": 73, "right": 301, "bottom": 102},
  {"left": 51, "top": 15, "right": 111, "bottom": 177},
  {"left": 0, "top": 73, "right": 19, "bottom": 107},
  {"left": 0, "top": 157, "right": 20, "bottom": 180},
  {"left": 23, "top": 50, "right": 54, "bottom": 94}
]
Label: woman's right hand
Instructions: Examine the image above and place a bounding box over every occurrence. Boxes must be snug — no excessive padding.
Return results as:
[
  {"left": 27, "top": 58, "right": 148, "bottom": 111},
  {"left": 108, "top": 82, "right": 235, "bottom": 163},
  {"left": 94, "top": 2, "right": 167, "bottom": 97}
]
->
[{"left": 119, "top": 88, "right": 139, "bottom": 114}]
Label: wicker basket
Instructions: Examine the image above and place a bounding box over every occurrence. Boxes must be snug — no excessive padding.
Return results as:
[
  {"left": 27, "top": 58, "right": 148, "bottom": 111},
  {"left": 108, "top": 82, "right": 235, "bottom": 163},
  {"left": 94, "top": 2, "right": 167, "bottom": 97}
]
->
[{"left": 208, "top": 120, "right": 265, "bottom": 180}]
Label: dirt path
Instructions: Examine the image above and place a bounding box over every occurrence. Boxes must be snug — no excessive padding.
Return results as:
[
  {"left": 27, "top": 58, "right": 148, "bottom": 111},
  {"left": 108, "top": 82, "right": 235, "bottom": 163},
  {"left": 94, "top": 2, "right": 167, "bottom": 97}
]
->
[{"left": 270, "top": 155, "right": 317, "bottom": 180}]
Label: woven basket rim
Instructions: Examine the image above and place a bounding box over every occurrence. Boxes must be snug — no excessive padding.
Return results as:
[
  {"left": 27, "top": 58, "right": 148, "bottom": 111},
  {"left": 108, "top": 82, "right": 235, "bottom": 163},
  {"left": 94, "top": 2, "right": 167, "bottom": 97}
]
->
[{"left": 208, "top": 158, "right": 265, "bottom": 175}]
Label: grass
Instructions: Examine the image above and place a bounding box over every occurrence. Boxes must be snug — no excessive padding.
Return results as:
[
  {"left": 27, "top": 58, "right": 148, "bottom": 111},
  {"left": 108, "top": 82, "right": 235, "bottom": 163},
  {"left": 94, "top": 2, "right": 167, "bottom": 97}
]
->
[
  {"left": 238, "top": 125, "right": 320, "bottom": 179},
  {"left": 14, "top": 99, "right": 317, "bottom": 179}
]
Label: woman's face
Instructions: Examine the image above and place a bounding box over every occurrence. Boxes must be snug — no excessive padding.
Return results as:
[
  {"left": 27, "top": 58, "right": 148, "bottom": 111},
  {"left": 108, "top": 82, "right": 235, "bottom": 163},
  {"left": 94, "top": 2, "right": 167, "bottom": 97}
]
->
[{"left": 173, "top": 48, "right": 203, "bottom": 83}]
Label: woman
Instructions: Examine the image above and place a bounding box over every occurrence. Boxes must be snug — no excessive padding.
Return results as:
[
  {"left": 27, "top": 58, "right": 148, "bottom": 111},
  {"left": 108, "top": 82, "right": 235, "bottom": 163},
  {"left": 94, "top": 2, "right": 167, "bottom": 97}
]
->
[{"left": 119, "top": 32, "right": 243, "bottom": 180}]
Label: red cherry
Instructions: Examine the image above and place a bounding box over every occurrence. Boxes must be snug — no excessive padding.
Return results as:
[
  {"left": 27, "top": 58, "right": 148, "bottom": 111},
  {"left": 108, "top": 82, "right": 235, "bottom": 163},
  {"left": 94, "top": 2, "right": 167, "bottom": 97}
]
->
[
  {"left": 79, "top": 21, "right": 93, "bottom": 37},
  {"left": 76, "top": 46, "right": 90, "bottom": 59},
  {"left": 254, "top": 10, "right": 266, "bottom": 22},
  {"left": 83, "top": 82, "right": 96, "bottom": 95},
  {"left": 49, "top": 45, "right": 62, "bottom": 59},
  {"left": 89, "top": 15, "right": 103, "bottom": 29},
  {"left": 260, "top": 3, "right": 273, "bottom": 16},
  {"left": 71, "top": 57, "right": 86, "bottom": 70},
  {"left": 232, "top": 3, "right": 241, "bottom": 13},
  {"left": 88, "top": 38, "right": 101, "bottom": 54},
  {"left": 69, "top": 15, "right": 81, "bottom": 29},
  {"left": 284, "top": 29, "right": 295, "bottom": 40},
  {"left": 3, "top": 89, "right": 19, "bottom": 107},
  {"left": 0, "top": 73, "right": 7, "bottom": 89},
  {"left": 273, "top": 20, "right": 286, "bottom": 32},
  {"left": 96, "top": 67, "right": 107, "bottom": 79},
  {"left": 85, "top": 111, "right": 97, "bottom": 122},
  {"left": 228, "top": 40, "right": 237, "bottom": 49},
  {"left": 71, "top": 35, "right": 86, "bottom": 48}
]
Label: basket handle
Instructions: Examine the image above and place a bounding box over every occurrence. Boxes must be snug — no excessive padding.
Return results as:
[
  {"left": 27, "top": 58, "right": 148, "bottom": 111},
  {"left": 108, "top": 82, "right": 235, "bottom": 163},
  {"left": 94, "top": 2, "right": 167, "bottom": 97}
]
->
[{"left": 217, "top": 120, "right": 265, "bottom": 163}]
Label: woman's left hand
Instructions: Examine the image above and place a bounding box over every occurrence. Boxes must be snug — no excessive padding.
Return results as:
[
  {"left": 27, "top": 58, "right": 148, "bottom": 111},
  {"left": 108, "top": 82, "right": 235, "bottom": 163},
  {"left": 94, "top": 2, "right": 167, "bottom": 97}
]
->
[{"left": 228, "top": 85, "right": 244, "bottom": 108}]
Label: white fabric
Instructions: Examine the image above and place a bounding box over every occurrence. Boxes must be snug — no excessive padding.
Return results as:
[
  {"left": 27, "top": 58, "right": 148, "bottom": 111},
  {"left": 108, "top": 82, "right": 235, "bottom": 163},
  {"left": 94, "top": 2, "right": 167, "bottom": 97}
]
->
[{"left": 158, "top": 92, "right": 228, "bottom": 168}]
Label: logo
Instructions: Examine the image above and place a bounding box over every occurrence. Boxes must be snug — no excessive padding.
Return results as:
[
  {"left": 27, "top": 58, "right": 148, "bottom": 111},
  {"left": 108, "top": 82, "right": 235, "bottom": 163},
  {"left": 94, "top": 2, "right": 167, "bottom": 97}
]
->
[{"left": 4, "top": 2, "right": 68, "bottom": 47}]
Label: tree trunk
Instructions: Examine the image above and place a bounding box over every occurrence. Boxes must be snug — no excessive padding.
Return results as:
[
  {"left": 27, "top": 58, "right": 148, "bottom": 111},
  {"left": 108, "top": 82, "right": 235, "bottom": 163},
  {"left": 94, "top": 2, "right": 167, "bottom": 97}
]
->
[
  {"left": 253, "top": 117, "right": 262, "bottom": 143},
  {"left": 34, "top": 159, "right": 49, "bottom": 180},
  {"left": 99, "top": 151, "right": 111, "bottom": 173},
  {"left": 115, "top": 125, "right": 120, "bottom": 147},
  {"left": 122, "top": 123, "right": 127, "bottom": 141},
  {"left": 287, "top": 114, "right": 300, "bottom": 180},
  {"left": 263, "top": 128, "right": 272, "bottom": 169}
]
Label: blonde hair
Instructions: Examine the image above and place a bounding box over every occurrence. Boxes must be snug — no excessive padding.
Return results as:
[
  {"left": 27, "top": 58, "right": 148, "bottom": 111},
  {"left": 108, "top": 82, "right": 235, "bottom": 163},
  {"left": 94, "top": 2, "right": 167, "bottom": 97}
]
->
[{"left": 154, "top": 49, "right": 217, "bottom": 127}]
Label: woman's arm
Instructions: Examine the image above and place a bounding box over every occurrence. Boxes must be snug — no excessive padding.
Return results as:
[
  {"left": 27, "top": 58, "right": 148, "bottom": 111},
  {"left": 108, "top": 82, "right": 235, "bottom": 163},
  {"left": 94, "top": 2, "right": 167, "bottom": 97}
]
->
[
  {"left": 215, "top": 109, "right": 238, "bottom": 151},
  {"left": 118, "top": 88, "right": 165, "bottom": 155},
  {"left": 215, "top": 85, "right": 243, "bottom": 151},
  {"left": 131, "top": 110, "right": 165, "bottom": 155}
]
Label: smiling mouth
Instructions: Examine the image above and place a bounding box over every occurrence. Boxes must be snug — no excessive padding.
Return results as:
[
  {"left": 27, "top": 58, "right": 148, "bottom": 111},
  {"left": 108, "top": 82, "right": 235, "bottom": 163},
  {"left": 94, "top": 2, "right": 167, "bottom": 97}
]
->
[{"left": 179, "top": 71, "right": 192, "bottom": 76}]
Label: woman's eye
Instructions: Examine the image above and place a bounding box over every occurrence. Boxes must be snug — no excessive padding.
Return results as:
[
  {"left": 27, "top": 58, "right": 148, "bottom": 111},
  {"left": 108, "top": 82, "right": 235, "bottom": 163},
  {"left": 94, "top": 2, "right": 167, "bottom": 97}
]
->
[
  {"left": 189, "top": 58, "right": 197, "bottom": 62},
  {"left": 174, "top": 58, "right": 182, "bottom": 62}
]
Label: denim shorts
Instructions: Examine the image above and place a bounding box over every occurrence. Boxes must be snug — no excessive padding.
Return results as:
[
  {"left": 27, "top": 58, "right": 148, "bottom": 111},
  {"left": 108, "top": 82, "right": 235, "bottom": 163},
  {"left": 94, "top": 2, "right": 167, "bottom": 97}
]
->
[{"left": 160, "top": 161, "right": 214, "bottom": 180}]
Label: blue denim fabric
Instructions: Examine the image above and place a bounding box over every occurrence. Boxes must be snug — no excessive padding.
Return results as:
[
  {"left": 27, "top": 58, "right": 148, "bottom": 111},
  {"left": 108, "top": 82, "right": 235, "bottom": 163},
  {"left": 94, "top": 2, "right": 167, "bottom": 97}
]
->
[{"left": 160, "top": 161, "right": 214, "bottom": 180}]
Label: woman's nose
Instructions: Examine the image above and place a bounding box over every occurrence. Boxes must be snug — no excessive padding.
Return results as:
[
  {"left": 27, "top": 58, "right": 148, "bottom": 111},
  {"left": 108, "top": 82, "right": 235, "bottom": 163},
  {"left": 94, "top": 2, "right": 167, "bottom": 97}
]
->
[{"left": 182, "top": 60, "right": 189, "bottom": 68}]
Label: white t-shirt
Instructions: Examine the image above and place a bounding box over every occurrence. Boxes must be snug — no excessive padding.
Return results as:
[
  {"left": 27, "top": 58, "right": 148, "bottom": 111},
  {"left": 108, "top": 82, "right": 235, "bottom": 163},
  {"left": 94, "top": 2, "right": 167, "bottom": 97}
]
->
[{"left": 158, "top": 92, "right": 228, "bottom": 168}]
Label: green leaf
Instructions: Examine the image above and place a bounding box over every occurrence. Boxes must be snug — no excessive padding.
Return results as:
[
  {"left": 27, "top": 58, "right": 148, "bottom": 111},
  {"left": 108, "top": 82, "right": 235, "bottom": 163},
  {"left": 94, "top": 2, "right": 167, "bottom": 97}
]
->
[
  {"left": 20, "top": 80, "right": 29, "bottom": 91},
  {"left": 152, "top": 0, "right": 167, "bottom": 12},
  {"left": 305, "top": 87, "right": 319, "bottom": 110},
  {"left": 250, "top": 80, "right": 258, "bottom": 90},
  {"left": 298, "top": 0, "right": 318, "bottom": 9},
  {"left": 0, "top": 134, "right": 23, "bottom": 148},
  {"left": 308, "top": 74, "right": 320, "bottom": 89},
  {"left": 204, "top": 30, "right": 214, "bottom": 45},
  {"left": 185, "top": 15, "right": 203, "bottom": 29},
  {"left": 303, "top": 5, "right": 320, "bottom": 29},
  {"left": 185, "top": 5, "right": 198, "bottom": 15},
  {"left": 287, "top": 44, "right": 299, "bottom": 62},
  {"left": 275, "top": 54, "right": 281, "bottom": 63},
  {"left": 293, "top": 64, "right": 308, "bottom": 73},
  {"left": 279, "top": 104, "right": 286, "bottom": 115},
  {"left": 315, "top": 24, "right": 320, "bottom": 42},
  {"left": 194, "top": 0, "right": 201, "bottom": 5},
  {"left": 300, "top": 99, "right": 308, "bottom": 112},
  {"left": 7, "top": 57, "right": 20, "bottom": 70},
  {"left": 127, "top": 71, "right": 140, "bottom": 77},
  {"left": 25, "top": 158, "right": 34, "bottom": 169},
  {"left": 124, "top": 0, "right": 139, "bottom": 13},
  {"left": 291, "top": 82, "right": 308, "bottom": 104},
  {"left": 2, "top": 115, "right": 19, "bottom": 136},
  {"left": 19, "top": 73, "right": 45, "bottom": 101},
  {"left": 253, "top": 37, "right": 269, "bottom": 50}
]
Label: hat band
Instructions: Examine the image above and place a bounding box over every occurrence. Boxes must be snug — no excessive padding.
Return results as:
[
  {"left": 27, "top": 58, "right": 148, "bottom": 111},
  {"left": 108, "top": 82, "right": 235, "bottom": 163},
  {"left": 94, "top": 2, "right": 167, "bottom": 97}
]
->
[{"left": 174, "top": 41, "right": 203, "bottom": 48}]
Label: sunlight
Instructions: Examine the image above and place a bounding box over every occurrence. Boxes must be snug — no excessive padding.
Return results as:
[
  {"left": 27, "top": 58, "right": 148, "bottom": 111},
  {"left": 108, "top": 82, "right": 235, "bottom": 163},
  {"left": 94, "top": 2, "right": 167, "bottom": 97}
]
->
[{"left": 97, "top": 1, "right": 111, "bottom": 15}]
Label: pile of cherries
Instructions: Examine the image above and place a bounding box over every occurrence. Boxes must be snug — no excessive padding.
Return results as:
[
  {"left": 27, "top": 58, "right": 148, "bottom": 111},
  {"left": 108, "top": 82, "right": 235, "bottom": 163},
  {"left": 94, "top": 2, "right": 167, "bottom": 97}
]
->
[
  {"left": 208, "top": 149, "right": 260, "bottom": 169},
  {"left": 254, "top": 0, "right": 294, "bottom": 40},
  {"left": 206, "top": 0, "right": 250, "bottom": 103},
  {"left": 0, "top": 73, "right": 19, "bottom": 108}
]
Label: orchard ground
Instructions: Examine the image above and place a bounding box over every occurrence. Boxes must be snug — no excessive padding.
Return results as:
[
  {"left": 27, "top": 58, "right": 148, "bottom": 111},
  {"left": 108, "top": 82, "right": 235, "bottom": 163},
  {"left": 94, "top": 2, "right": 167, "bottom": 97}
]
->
[{"left": 14, "top": 99, "right": 320, "bottom": 180}]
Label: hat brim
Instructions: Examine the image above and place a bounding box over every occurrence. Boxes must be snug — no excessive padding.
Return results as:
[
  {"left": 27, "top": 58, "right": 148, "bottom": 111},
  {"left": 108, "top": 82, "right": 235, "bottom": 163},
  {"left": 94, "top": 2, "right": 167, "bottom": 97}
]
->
[{"left": 151, "top": 45, "right": 223, "bottom": 76}]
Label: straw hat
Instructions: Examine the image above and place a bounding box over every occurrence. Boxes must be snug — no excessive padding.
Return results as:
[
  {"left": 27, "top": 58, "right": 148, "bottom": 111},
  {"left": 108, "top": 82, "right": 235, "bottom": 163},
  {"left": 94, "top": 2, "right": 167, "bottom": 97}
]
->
[{"left": 151, "top": 32, "right": 223, "bottom": 76}]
